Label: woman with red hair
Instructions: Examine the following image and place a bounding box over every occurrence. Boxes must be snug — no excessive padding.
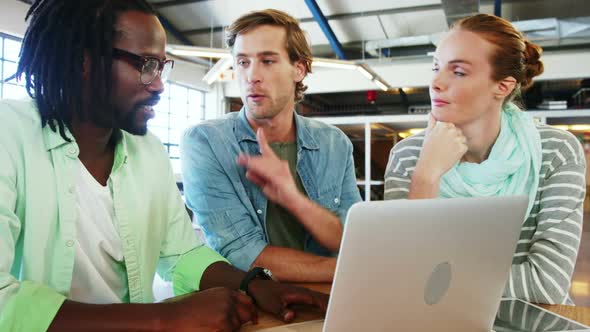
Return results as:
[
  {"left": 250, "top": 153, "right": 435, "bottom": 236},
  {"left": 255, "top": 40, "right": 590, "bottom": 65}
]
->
[{"left": 385, "top": 14, "right": 585, "bottom": 305}]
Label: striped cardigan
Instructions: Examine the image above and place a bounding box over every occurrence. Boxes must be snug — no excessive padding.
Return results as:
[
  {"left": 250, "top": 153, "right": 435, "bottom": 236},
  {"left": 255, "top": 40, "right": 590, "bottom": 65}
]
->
[{"left": 384, "top": 125, "right": 586, "bottom": 304}]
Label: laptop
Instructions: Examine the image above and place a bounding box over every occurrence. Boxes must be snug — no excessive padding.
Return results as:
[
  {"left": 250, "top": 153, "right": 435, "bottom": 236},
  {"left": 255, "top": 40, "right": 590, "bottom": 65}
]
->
[{"left": 261, "top": 196, "right": 540, "bottom": 332}]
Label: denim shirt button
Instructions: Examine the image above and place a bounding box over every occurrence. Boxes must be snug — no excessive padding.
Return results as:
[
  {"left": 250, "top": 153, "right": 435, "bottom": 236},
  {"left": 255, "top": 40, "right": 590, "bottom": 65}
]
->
[
  {"left": 334, "top": 198, "right": 340, "bottom": 204},
  {"left": 256, "top": 209, "right": 262, "bottom": 214}
]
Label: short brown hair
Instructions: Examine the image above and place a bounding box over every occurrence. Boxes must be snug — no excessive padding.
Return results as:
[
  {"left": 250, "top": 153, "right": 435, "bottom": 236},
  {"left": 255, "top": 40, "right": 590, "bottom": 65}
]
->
[
  {"left": 453, "top": 14, "right": 544, "bottom": 104},
  {"left": 226, "top": 9, "right": 313, "bottom": 103}
]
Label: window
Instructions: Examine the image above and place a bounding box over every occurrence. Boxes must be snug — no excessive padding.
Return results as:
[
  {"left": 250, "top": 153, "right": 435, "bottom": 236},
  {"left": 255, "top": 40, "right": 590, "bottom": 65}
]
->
[
  {"left": 0, "top": 33, "right": 27, "bottom": 99},
  {"left": 150, "top": 82, "right": 206, "bottom": 174}
]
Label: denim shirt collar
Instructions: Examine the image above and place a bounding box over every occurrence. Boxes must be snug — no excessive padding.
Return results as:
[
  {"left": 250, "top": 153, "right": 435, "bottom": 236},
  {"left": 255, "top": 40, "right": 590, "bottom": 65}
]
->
[{"left": 235, "top": 107, "right": 320, "bottom": 150}]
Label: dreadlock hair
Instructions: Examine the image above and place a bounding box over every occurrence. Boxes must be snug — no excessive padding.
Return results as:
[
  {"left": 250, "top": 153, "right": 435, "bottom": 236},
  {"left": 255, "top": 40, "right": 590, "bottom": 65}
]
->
[{"left": 17, "top": 0, "right": 156, "bottom": 142}]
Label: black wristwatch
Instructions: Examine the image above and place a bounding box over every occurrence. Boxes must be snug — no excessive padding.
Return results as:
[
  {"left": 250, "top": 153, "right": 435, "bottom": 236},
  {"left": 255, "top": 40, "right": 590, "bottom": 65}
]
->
[{"left": 239, "top": 267, "right": 274, "bottom": 297}]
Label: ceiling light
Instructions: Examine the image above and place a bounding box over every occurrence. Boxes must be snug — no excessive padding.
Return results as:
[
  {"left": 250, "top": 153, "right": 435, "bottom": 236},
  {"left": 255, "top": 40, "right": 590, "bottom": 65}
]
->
[
  {"left": 203, "top": 58, "right": 233, "bottom": 85},
  {"left": 167, "top": 45, "right": 231, "bottom": 59},
  {"left": 409, "top": 128, "right": 425, "bottom": 135},
  {"left": 312, "top": 58, "right": 358, "bottom": 70},
  {"left": 551, "top": 125, "right": 569, "bottom": 131},
  {"left": 569, "top": 125, "right": 590, "bottom": 131},
  {"left": 373, "top": 79, "right": 390, "bottom": 91},
  {"left": 356, "top": 65, "right": 374, "bottom": 80},
  {"left": 168, "top": 44, "right": 396, "bottom": 89}
]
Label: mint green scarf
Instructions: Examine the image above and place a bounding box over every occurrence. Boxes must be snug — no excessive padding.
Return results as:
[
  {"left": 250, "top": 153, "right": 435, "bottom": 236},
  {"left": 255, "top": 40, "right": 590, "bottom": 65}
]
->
[{"left": 438, "top": 103, "right": 542, "bottom": 219}]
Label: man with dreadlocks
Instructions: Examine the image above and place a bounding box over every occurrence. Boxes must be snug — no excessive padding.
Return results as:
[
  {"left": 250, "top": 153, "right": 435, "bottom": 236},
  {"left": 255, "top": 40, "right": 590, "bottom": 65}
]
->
[{"left": 0, "top": 1, "right": 328, "bottom": 331}]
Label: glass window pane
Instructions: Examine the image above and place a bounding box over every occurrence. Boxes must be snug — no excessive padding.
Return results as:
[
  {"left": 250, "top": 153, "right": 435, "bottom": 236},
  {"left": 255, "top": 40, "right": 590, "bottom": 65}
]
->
[
  {"left": 170, "top": 159, "right": 182, "bottom": 175},
  {"left": 4, "top": 38, "right": 21, "bottom": 62},
  {"left": 150, "top": 112, "right": 169, "bottom": 128},
  {"left": 150, "top": 82, "right": 206, "bottom": 173},
  {"left": 153, "top": 101, "right": 170, "bottom": 114},
  {"left": 170, "top": 114, "right": 190, "bottom": 130},
  {"left": 168, "top": 145, "right": 180, "bottom": 159},
  {"left": 169, "top": 84, "right": 187, "bottom": 101},
  {"left": 3, "top": 83, "right": 28, "bottom": 100},
  {"left": 188, "top": 90, "right": 203, "bottom": 107},
  {"left": 186, "top": 118, "right": 202, "bottom": 127},
  {"left": 170, "top": 100, "right": 187, "bottom": 118},
  {"left": 168, "top": 129, "right": 183, "bottom": 145},
  {"left": 160, "top": 82, "right": 171, "bottom": 99},
  {"left": 3, "top": 61, "right": 18, "bottom": 81},
  {"left": 148, "top": 126, "right": 169, "bottom": 143},
  {"left": 187, "top": 104, "right": 203, "bottom": 120}
]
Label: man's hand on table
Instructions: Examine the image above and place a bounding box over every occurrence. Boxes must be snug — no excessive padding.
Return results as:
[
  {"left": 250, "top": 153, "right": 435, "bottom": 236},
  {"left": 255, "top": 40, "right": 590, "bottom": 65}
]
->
[
  {"left": 248, "top": 280, "right": 329, "bottom": 322},
  {"left": 163, "top": 287, "right": 258, "bottom": 332}
]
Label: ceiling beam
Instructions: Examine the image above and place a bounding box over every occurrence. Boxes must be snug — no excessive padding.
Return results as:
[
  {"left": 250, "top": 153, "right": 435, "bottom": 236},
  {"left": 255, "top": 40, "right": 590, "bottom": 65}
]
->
[
  {"left": 15, "top": 0, "right": 195, "bottom": 46},
  {"left": 157, "top": 13, "right": 194, "bottom": 45},
  {"left": 181, "top": 4, "right": 442, "bottom": 36},
  {"left": 441, "top": 0, "right": 479, "bottom": 26},
  {"left": 304, "top": 0, "right": 346, "bottom": 59},
  {"left": 178, "top": 0, "right": 536, "bottom": 36},
  {"left": 495, "top": 0, "right": 503, "bottom": 17},
  {"left": 154, "top": 0, "right": 211, "bottom": 9}
]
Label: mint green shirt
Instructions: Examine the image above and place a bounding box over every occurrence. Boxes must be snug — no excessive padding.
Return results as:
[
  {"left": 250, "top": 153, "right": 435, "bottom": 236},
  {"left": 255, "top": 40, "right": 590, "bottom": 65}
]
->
[{"left": 0, "top": 99, "right": 228, "bottom": 331}]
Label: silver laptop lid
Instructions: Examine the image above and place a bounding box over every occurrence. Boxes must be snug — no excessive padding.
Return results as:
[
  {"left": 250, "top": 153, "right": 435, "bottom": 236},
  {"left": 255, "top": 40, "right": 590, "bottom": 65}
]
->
[{"left": 324, "top": 196, "right": 528, "bottom": 332}]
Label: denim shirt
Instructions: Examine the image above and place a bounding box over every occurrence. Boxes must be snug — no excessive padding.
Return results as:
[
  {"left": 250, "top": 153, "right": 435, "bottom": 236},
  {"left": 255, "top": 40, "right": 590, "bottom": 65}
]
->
[{"left": 181, "top": 108, "right": 362, "bottom": 271}]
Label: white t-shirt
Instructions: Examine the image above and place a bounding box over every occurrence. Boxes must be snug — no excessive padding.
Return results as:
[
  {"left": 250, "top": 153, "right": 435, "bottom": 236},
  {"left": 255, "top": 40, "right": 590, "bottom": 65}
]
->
[{"left": 69, "top": 160, "right": 129, "bottom": 303}]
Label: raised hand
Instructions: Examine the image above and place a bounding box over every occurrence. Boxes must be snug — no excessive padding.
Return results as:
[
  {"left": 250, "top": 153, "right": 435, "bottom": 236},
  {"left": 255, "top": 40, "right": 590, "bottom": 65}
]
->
[
  {"left": 237, "top": 128, "right": 301, "bottom": 206},
  {"left": 416, "top": 113, "right": 468, "bottom": 180}
]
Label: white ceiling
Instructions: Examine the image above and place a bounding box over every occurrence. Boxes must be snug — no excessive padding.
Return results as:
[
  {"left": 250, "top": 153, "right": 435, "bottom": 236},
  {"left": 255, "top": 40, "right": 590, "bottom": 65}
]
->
[
  {"left": 153, "top": 0, "right": 440, "bottom": 30},
  {"left": 151, "top": 0, "right": 590, "bottom": 57},
  {"left": 148, "top": 0, "right": 590, "bottom": 96}
]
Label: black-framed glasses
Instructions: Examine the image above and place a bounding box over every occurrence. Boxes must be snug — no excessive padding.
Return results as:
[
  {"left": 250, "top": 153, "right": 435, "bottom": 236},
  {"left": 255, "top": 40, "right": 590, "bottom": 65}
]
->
[{"left": 112, "top": 48, "right": 174, "bottom": 85}]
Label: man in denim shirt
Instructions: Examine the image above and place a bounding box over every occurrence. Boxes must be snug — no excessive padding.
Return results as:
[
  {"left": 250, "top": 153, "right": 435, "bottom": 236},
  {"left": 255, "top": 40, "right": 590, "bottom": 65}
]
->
[{"left": 181, "top": 9, "right": 362, "bottom": 282}]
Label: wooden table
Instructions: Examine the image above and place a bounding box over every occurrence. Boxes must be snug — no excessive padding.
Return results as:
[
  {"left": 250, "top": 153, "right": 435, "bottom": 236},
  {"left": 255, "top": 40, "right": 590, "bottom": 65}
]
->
[
  {"left": 241, "top": 283, "right": 590, "bottom": 331},
  {"left": 241, "top": 283, "right": 328, "bottom": 332},
  {"left": 539, "top": 303, "right": 590, "bottom": 327}
]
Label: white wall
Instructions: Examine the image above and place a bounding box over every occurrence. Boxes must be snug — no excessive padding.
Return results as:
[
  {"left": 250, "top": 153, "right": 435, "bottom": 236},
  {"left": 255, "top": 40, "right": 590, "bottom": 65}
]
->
[
  {"left": 168, "top": 60, "right": 210, "bottom": 91},
  {"left": 0, "top": 0, "right": 28, "bottom": 37},
  {"left": 206, "top": 82, "right": 226, "bottom": 119}
]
